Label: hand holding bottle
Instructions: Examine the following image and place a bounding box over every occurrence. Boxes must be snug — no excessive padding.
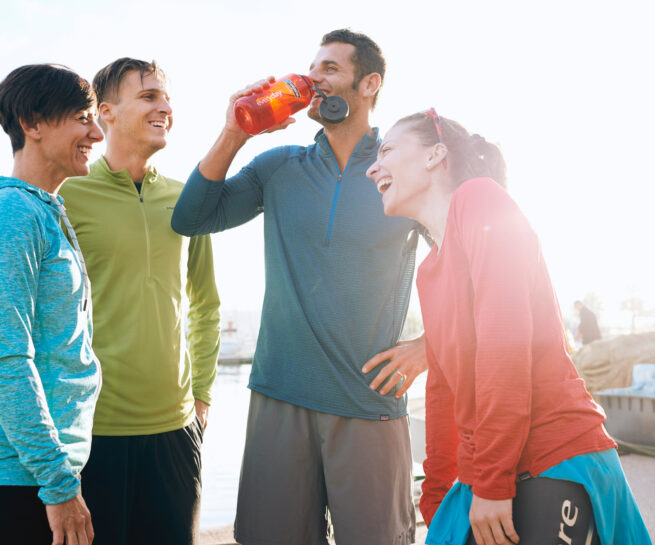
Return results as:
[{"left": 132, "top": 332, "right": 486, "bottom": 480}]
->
[
  {"left": 198, "top": 78, "right": 297, "bottom": 182},
  {"left": 233, "top": 74, "right": 315, "bottom": 135},
  {"left": 226, "top": 77, "right": 300, "bottom": 138}
]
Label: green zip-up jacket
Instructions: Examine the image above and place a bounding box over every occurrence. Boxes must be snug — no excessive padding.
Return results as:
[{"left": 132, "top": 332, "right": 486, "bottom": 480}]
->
[{"left": 60, "top": 157, "right": 220, "bottom": 436}]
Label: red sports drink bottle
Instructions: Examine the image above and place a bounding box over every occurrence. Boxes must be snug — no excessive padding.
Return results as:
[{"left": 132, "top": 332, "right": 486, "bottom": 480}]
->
[{"left": 234, "top": 74, "right": 315, "bottom": 135}]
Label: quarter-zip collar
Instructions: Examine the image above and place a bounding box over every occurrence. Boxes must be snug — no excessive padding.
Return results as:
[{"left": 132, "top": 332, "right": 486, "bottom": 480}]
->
[
  {"left": 313, "top": 128, "right": 381, "bottom": 246},
  {"left": 314, "top": 127, "right": 380, "bottom": 161},
  {"left": 93, "top": 156, "right": 161, "bottom": 187}
]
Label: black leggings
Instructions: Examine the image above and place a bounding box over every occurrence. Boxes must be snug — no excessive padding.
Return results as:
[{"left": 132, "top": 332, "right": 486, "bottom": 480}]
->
[
  {"left": 0, "top": 485, "right": 53, "bottom": 544},
  {"left": 466, "top": 477, "right": 600, "bottom": 544}
]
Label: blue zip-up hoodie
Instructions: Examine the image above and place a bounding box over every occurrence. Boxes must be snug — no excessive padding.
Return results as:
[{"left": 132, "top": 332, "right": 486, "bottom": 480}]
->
[
  {"left": 173, "top": 129, "right": 419, "bottom": 420},
  {"left": 0, "top": 176, "right": 100, "bottom": 504}
]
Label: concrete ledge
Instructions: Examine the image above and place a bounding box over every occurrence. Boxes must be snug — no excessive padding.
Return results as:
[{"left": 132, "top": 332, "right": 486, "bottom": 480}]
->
[
  {"left": 199, "top": 525, "right": 238, "bottom": 545},
  {"left": 199, "top": 453, "right": 655, "bottom": 544},
  {"left": 199, "top": 519, "right": 429, "bottom": 545}
]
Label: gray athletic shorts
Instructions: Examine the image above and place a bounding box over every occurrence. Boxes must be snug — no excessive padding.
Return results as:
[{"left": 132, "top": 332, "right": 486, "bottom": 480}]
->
[{"left": 234, "top": 391, "right": 416, "bottom": 545}]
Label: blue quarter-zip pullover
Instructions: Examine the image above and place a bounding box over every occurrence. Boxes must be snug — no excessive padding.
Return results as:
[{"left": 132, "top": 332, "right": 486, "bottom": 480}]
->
[
  {"left": 0, "top": 177, "right": 100, "bottom": 504},
  {"left": 172, "top": 129, "right": 418, "bottom": 419}
]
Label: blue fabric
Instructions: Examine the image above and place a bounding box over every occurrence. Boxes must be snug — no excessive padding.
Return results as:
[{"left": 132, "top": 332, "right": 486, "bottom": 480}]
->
[
  {"left": 172, "top": 129, "right": 418, "bottom": 419},
  {"left": 598, "top": 363, "right": 655, "bottom": 396},
  {"left": 0, "top": 177, "right": 100, "bottom": 504},
  {"left": 426, "top": 449, "right": 652, "bottom": 545}
]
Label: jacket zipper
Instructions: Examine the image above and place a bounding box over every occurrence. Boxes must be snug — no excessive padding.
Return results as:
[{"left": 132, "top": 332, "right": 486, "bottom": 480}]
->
[
  {"left": 325, "top": 173, "right": 342, "bottom": 245},
  {"left": 325, "top": 141, "right": 358, "bottom": 245},
  {"left": 136, "top": 182, "right": 152, "bottom": 280}
]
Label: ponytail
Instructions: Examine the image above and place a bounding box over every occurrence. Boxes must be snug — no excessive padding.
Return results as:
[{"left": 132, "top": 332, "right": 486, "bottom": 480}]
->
[
  {"left": 468, "top": 133, "right": 507, "bottom": 188},
  {"left": 395, "top": 112, "right": 507, "bottom": 189}
]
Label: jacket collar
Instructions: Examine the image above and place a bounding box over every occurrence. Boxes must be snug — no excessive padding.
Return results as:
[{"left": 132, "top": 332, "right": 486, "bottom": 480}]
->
[
  {"left": 314, "top": 127, "right": 380, "bottom": 159},
  {"left": 92, "top": 155, "right": 160, "bottom": 186}
]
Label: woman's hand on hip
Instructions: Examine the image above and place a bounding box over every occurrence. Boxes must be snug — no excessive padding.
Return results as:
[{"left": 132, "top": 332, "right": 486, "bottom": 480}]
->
[{"left": 362, "top": 334, "right": 427, "bottom": 398}]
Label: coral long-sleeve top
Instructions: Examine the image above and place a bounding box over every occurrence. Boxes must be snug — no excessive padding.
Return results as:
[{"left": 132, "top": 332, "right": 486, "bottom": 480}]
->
[{"left": 417, "top": 178, "right": 615, "bottom": 525}]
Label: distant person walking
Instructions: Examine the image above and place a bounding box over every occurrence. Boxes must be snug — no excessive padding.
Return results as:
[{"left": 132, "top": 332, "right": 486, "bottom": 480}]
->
[{"left": 574, "top": 300, "right": 602, "bottom": 345}]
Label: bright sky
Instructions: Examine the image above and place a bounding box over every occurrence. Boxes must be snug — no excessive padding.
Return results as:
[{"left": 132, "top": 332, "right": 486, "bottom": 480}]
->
[{"left": 2, "top": 0, "right": 654, "bottom": 330}]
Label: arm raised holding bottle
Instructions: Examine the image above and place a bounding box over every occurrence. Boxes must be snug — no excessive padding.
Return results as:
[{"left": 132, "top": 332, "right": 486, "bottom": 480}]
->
[{"left": 171, "top": 77, "right": 296, "bottom": 236}]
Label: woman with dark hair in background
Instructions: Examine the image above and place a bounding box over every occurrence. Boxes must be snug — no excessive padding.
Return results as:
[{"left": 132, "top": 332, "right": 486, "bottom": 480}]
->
[
  {"left": 365, "top": 109, "right": 651, "bottom": 545},
  {"left": 0, "top": 64, "right": 103, "bottom": 545}
]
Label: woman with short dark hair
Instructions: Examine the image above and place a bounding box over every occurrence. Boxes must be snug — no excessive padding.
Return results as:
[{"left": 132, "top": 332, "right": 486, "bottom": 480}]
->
[
  {"left": 366, "top": 109, "right": 651, "bottom": 545},
  {"left": 0, "top": 63, "right": 104, "bottom": 545}
]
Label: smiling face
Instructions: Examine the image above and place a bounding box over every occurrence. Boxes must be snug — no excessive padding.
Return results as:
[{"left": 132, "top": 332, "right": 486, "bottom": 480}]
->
[
  {"left": 367, "top": 122, "right": 435, "bottom": 218},
  {"left": 101, "top": 70, "right": 172, "bottom": 157},
  {"left": 38, "top": 108, "right": 104, "bottom": 181},
  {"left": 307, "top": 42, "right": 363, "bottom": 123}
]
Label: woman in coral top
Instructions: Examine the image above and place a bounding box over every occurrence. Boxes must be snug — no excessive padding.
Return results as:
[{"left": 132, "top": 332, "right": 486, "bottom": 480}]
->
[{"left": 366, "top": 109, "right": 651, "bottom": 545}]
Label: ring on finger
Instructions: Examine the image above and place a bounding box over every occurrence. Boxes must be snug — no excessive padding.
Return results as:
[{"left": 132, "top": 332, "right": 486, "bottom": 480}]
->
[{"left": 395, "top": 370, "right": 406, "bottom": 380}]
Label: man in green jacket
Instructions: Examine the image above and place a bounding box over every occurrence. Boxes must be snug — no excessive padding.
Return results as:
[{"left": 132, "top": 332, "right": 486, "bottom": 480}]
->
[{"left": 59, "top": 58, "right": 221, "bottom": 545}]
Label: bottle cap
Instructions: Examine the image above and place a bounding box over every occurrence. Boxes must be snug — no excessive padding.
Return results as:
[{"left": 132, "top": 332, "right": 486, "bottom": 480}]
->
[{"left": 319, "top": 96, "right": 349, "bottom": 123}]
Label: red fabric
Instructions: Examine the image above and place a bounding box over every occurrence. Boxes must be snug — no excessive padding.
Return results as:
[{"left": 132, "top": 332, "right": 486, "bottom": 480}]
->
[{"left": 417, "top": 178, "right": 615, "bottom": 526}]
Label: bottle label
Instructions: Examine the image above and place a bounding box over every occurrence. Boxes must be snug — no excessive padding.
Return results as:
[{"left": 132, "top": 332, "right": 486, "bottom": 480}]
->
[
  {"left": 282, "top": 78, "right": 301, "bottom": 98},
  {"left": 256, "top": 92, "right": 282, "bottom": 106}
]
